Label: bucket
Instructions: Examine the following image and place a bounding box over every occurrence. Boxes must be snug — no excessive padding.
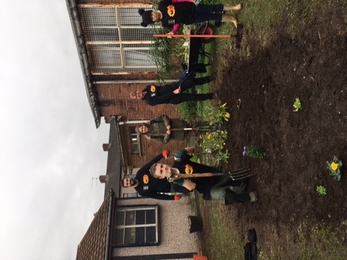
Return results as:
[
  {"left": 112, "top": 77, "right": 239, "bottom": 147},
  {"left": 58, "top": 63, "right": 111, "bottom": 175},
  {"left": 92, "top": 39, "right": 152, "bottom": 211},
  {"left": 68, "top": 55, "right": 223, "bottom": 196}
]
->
[{"left": 188, "top": 215, "right": 203, "bottom": 233}]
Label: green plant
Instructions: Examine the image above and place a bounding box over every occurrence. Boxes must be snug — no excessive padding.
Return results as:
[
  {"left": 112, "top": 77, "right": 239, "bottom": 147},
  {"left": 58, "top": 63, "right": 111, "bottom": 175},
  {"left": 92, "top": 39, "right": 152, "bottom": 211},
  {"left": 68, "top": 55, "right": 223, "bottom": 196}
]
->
[
  {"left": 316, "top": 185, "right": 327, "bottom": 196},
  {"left": 199, "top": 130, "right": 228, "bottom": 152},
  {"left": 193, "top": 102, "right": 231, "bottom": 164},
  {"left": 214, "top": 149, "right": 230, "bottom": 164},
  {"left": 326, "top": 156, "right": 343, "bottom": 181},
  {"left": 203, "top": 101, "right": 231, "bottom": 125},
  {"left": 198, "top": 130, "right": 229, "bottom": 164},
  {"left": 175, "top": 100, "right": 196, "bottom": 122},
  {"left": 293, "top": 98, "right": 302, "bottom": 112},
  {"left": 149, "top": 25, "right": 187, "bottom": 82},
  {"left": 245, "top": 145, "right": 266, "bottom": 159}
]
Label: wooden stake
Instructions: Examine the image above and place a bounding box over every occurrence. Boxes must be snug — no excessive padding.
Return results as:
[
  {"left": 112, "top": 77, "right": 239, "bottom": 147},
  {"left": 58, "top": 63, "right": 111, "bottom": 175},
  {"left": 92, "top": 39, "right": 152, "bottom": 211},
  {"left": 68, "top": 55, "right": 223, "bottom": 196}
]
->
[{"left": 153, "top": 34, "right": 231, "bottom": 38}]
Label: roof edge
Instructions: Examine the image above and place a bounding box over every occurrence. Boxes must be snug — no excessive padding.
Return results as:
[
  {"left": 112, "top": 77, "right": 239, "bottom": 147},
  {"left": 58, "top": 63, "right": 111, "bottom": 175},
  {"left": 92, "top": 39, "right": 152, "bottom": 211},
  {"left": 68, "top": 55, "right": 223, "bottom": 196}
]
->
[{"left": 65, "top": 0, "right": 101, "bottom": 128}]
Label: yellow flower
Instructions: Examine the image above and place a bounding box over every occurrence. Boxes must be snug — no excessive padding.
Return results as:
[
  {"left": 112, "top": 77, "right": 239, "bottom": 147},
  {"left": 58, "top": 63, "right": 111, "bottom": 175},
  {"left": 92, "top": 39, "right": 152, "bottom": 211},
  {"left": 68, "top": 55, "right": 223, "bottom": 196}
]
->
[
  {"left": 331, "top": 162, "right": 339, "bottom": 171},
  {"left": 220, "top": 102, "right": 227, "bottom": 108},
  {"left": 224, "top": 112, "right": 230, "bottom": 118}
]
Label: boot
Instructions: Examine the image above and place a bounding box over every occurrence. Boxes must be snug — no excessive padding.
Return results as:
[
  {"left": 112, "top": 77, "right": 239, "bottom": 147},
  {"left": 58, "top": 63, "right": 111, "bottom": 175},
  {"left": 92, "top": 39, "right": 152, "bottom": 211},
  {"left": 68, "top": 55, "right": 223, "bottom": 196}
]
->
[
  {"left": 223, "top": 3, "right": 242, "bottom": 11},
  {"left": 221, "top": 14, "right": 238, "bottom": 28},
  {"left": 229, "top": 181, "right": 248, "bottom": 194},
  {"left": 224, "top": 189, "right": 251, "bottom": 205}
]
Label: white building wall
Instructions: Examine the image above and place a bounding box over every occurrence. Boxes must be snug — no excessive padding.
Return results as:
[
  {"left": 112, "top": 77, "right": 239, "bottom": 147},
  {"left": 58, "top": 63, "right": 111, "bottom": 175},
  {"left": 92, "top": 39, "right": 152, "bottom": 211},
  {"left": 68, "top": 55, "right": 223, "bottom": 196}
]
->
[{"left": 113, "top": 193, "right": 203, "bottom": 257}]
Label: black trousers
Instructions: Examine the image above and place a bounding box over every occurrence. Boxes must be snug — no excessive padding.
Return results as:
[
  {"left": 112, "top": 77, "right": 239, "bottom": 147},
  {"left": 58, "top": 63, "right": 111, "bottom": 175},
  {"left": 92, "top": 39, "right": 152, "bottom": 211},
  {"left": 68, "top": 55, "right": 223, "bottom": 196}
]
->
[
  {"left": 180, "top": 76, "right": 211, "bottom": 91},
  {"left": 170, "top": 93, "right": 212, "bottom": 104}
]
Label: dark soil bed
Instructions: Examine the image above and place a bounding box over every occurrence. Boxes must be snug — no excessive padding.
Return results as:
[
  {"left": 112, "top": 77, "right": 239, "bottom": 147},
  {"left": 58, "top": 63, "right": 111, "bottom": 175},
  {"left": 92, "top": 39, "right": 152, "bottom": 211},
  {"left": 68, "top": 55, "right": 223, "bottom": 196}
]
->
[{"left": 203, "top": 2, "right": 347, "bottom": 258}]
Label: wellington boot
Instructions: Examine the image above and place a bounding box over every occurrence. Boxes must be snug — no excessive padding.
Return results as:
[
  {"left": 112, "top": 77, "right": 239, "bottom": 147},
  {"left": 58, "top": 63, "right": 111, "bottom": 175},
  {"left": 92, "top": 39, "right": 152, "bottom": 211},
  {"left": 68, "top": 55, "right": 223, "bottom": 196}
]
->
[
  {"left": 223, "top": 3, "right": 242, "bottom": 11},
  {"left": 221, "top": 14, "right": 238, "bottom": 28}
]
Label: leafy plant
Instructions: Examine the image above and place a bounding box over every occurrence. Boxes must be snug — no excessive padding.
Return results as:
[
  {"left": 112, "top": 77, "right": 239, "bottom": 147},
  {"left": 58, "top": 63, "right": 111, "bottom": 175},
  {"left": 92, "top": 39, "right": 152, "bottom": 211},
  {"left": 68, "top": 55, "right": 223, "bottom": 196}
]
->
[
  {"left": 316, "top": 185, "right": 327, "bottom": 196},
  {"left": 293, "top": 98, "right": 302, "bottom": 112},
  {"left": 326, "top": 156, "right": 343, "bottom": 181},
  {"left": 203, "top": 101, "right": 231, "bottom": 125},
  {"left": 149, "top": 24, "right": 187, "bottom": 82},
  {"left": 192, "top": 102, "right": 231, "bottom": 164},
  {"left": 214, "top": 149, "right": 230, "bottom": 164},
  {"left": 176, "top": 99, "right": 196, "bottom": 122},
  {"left": 199, "top": 130, "right": 228, "bottom": 151},
  {"left": 198, "top": 130, "right": 229, "bottom": 164},
  {"left": 245, "top": 145, "right": 266, "bottom": 159}
]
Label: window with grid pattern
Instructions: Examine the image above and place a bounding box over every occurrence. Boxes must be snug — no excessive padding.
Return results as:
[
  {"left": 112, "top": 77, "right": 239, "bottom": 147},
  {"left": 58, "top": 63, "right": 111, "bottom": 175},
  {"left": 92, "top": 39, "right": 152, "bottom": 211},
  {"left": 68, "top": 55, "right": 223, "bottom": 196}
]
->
[
  {"left": 79, "top": 6, "right": 157, "bottom": 74},
  {"left": 113, "top": 205, "right": 159, "bottom": 247}
]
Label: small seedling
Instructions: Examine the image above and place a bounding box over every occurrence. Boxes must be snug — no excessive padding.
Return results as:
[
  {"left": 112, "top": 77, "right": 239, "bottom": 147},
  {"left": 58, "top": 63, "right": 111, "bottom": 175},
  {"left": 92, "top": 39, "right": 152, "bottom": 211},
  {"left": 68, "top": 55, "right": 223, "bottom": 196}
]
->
[
  {"left": 293, "top": 98, "right": 302, "bottom": 112},
  {"left": 316, "top": 185, "right": 327, "bottom": 196},
  {"left": 245, "top": 145, "right": 266, "bottom": 159}
]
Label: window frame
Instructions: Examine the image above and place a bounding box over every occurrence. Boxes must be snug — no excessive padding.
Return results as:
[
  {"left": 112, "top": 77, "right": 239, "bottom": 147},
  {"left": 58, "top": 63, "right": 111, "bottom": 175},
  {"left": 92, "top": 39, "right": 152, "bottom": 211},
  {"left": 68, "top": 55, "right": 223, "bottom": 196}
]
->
[
  {"left": 78, "top": 5, "right": 157, "bottom": 74},
  {"left": 112, "top": 205, "right": 159, "bottom": 247}
]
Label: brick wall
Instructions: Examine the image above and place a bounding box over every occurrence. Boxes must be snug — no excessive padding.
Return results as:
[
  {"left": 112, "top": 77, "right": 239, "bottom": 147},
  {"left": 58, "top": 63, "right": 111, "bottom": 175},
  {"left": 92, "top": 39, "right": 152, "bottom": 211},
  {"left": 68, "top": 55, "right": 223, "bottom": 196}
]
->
[{"left": 96, "top": 83, "right": 183, "bottom": 121}]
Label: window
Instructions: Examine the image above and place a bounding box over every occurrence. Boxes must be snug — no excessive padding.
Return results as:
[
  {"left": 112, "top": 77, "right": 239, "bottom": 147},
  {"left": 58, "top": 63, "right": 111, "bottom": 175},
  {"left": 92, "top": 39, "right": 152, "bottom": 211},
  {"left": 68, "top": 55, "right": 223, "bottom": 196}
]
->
[
  {"left": 130, "top": 127, "right": 140, "bottom": 154},
  {"left": 79, "top": 6, "right": 157, "bottom": 74},
  {"left": 122, "top": 193, "right": 139, "bottom": 198},
  {"left": 113, "top": 205, "right": 159, "bottom": 247}
]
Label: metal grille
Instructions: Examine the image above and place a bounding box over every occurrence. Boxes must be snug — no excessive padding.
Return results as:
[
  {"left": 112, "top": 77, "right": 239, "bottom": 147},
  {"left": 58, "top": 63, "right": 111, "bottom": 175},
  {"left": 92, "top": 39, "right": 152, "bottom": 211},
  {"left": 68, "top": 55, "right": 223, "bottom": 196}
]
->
[{"left": 79, "top": 6, "right": 157, "bottom": 74}]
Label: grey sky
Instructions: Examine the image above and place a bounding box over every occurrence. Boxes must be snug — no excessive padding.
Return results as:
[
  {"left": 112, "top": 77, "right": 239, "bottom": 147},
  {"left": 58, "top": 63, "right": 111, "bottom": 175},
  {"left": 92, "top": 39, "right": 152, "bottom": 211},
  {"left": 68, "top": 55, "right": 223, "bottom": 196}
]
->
[{"left": 0, "top": 2, "right": 108, "bottom": 259}]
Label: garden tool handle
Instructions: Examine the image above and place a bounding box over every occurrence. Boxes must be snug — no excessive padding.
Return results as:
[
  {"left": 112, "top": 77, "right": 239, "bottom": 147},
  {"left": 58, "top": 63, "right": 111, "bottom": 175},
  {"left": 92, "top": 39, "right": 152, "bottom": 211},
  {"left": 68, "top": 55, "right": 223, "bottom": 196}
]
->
[
  {"left": 153, "top": 34, "right": 231, "bottom": 38},
  {"left": 168, "top": 172, "right": 227, "bottom": 182},
  {"left": 170, "top": 128, "right": 199, "bottom": 131}
]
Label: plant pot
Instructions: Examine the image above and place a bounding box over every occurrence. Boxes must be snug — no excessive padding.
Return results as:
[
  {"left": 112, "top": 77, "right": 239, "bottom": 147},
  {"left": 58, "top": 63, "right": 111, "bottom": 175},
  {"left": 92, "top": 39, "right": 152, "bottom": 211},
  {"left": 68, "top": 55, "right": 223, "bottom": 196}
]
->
[
  {"left": 193, "top": 254, "right": 208, "bottom": 260},
  {"left": 188, "top": 215, "right": 203, "bottom": 233}
]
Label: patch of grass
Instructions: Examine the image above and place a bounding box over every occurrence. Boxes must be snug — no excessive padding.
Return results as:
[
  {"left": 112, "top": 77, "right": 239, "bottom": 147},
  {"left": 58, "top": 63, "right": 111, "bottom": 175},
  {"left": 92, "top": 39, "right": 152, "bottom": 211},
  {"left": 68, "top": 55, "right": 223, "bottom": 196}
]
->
[
  {"left": 245, "top": 222, "right": 347, "bottom": 260},
  {"left": 293, "top": 224, "right": 347, "bottom": 260},
  {"left": 197, "top": 198, "right": 244, "bottom": 259},
  {"left": 199, "top": 200, "right": 347, "bottom": 260}
]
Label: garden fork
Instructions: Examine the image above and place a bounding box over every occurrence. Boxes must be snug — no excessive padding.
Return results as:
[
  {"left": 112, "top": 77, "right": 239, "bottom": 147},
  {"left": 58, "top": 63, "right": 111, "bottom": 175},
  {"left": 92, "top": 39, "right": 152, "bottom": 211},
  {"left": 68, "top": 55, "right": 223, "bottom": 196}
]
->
[{"left": 168, "top": 168, "right": 252, "bottom": 182}]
